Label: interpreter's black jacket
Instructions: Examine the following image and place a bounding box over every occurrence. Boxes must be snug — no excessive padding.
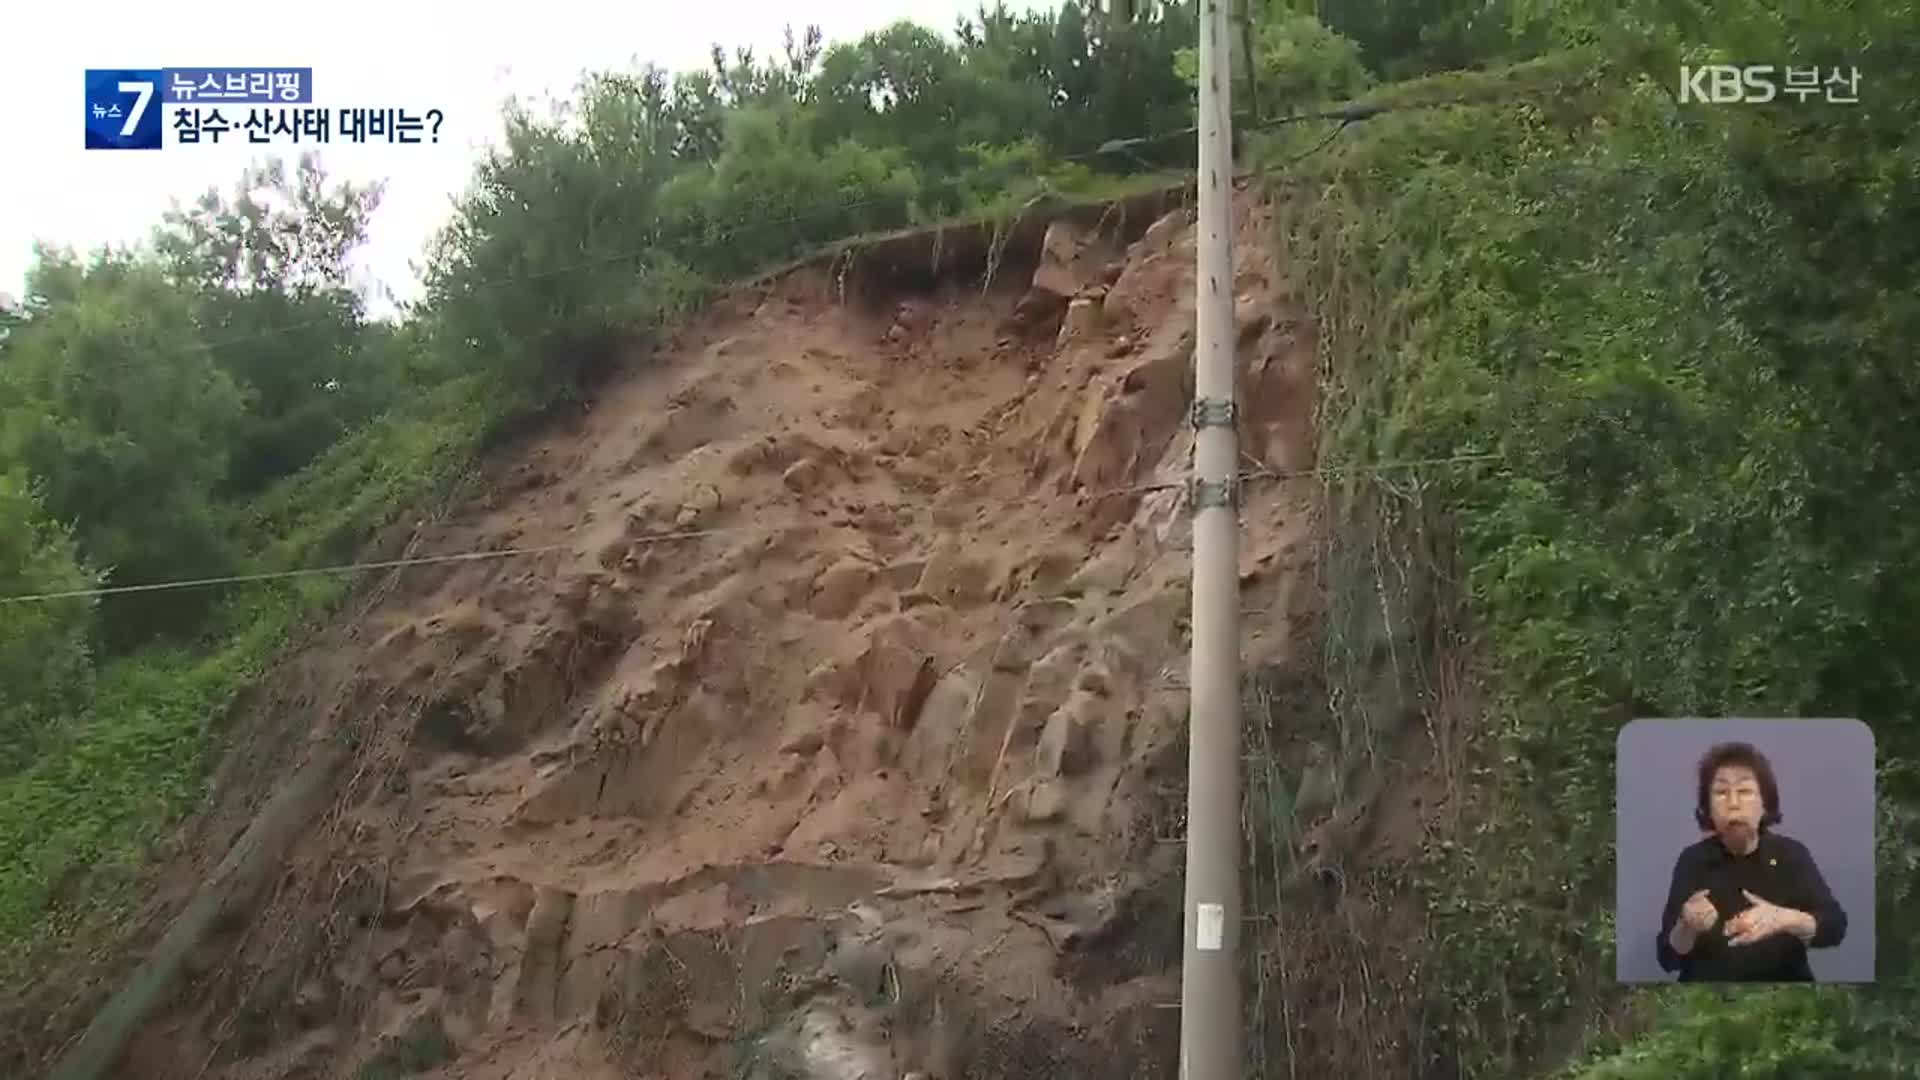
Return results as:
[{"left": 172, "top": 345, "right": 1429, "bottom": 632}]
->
[{"left": 1656, "top": 830, "right": 1847, "bottom": 982}]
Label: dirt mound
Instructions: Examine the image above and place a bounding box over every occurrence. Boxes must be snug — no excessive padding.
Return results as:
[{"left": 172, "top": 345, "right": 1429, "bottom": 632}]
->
[{"left": 115, "top": 188, "right": 1323, "bottom": 1080}]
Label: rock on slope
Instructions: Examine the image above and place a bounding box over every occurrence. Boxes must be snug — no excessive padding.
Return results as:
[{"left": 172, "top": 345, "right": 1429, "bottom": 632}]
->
[{"left": 125, "top": 187, "right": 1320, "bottom": 1080}]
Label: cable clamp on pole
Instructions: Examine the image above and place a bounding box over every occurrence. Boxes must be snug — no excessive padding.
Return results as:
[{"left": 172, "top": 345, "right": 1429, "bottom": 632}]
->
[
  {"left": 1188, "top": 476, "right": 1239, "bottom": 512},
  {"left": 1190, "top": 397, "right": 1237, "bottom": 430}
]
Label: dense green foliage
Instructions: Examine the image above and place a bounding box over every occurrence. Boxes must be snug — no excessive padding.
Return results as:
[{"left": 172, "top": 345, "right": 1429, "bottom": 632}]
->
[
  {"left": 1175, "top": 11, "right": 1373, "bottom": 116},
  {"left": 2, "top": 0, "right": 1916, "bottom": 1075},
  {"left": 425, "top": 3, "right": 1196, "bottom": 420},
  {"left": 1, "top": 252, "right": 248, "bottom": 643},
  {"left": 1274, "top": 0, "right": 1920, "bottom": 1074},
  {"left": 1316, "top": 0, "right": 1549, "bottom": 77}
]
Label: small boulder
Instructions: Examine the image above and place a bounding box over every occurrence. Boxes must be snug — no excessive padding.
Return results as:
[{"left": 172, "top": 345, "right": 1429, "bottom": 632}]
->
[
  {"left": 1032, "top": 222, "right": 1088, "bottom": 298},
  {"left": 1025, "top": 780, "right": 1068, "bottom": 822},
  {"left": 1037, "top": 692, "right": 1098, "bottom": 777},
  {"left": 1134, "top": 210, "right": 1186, "bottom": 257},
  {"left": 783, "top": 458, "right": 823, "bottom": 493},
  {"left": 811, "top": 559, "right": 877, "bottom": 620},
  {"left": 780, "top": 728, "right": 826, "bottom": 756},
  {"left": 1056, "top": 297, "right": 1102, "bottom": 347}
]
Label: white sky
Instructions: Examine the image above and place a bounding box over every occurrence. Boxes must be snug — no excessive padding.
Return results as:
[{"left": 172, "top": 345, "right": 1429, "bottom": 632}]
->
[{"left": 2, "top": 0, "right": 1044, "bottom": 317}]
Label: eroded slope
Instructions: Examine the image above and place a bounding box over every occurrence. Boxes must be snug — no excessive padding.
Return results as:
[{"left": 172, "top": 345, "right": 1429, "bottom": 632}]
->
[{"left": 128, "top": 189, "right": 1319, "bottom": 1080}]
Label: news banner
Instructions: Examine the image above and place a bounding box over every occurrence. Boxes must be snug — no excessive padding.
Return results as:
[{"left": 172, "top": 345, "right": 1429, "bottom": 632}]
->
[{"left": 84, "top": 67, "right": 444, "bottom": 149}]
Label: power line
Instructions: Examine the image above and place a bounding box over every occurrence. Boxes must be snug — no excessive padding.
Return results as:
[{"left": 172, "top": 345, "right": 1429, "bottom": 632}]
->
[
  {"left": 0, "top": 456, "right": 1496, "bottom": 606},
  {"left": 1259, "top": 119, "right": 1356, "bottom": 172},
  {"left": 0, "top": 531, "right": 716, "bottom": 606},
  {"left": 0, "top": 545, "right": 572, "bottom": 605},
  {"left": 1091, "top": 453, "right": 1502, "bottom": 499},
  {"left": 1094, "top": 95, "right": 1443, "bottom": 157}
]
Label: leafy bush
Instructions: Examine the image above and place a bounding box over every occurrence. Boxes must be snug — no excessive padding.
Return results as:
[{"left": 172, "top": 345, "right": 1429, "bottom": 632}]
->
[
  {"left": 422, "top": 88, "right": 710, "bottom": 415},
  {"left": 0, "top": 471, "right": 98, "bottom": 770},
  {"left": 1561, "top": 986, "right": 1919, "bottom": 1079},
  {"left": 1320, "top": 0, "right": 1552, "bottom": 77},
  {"left": 0, "top": 648, "right": 222, "bottom": 984},
  {"left": 242, "top": 374, "right": 495, "bottom": 570},
  {"left": 1175, "top": 13, "right": 1374, "bottom": 116},
  {"left": 653, "top": 105, "right": 924, "bottom": 279}
]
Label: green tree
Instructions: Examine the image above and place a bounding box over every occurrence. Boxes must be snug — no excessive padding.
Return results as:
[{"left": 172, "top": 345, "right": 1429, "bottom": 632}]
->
[
  {"left": 422, "top": 81, "right": 707, "bottom": 418},
  {"left": 155, "top": 154, "right": 389, "bottom": 492},
  {"left": 655, "top": 104, "right": 923, "bottom": 277},
  {"left": 0, "top": 249, "right": 246, "bottom": 644},
  {"left": 1176, "top": 11, "right": 1372, "bottom": 116},
  {"left": 1313, "top": 0, "right": 1498, "bottom": 76},
  {"left": 1050, "top": 0, "right": 1197, "bottom": 157},
  {"left": 709, "top": 23, "right": 825, "bottom": 107},
  {"left": 813, "top": 20, "right": 992, "bottom": 192}
]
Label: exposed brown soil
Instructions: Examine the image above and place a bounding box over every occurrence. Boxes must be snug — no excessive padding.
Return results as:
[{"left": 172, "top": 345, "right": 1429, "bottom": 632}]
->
[{"left": 112, "top": 187, "right": 1333, "bottom": 1080}]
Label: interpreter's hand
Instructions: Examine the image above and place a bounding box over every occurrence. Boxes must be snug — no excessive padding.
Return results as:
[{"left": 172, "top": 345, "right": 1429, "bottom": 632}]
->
[
  {"left": 1679, "top": 889, "right": 1720, "bottom": 934},
  {"left": 1725, "top": 890, "right": 1798, "bottom": 946}
]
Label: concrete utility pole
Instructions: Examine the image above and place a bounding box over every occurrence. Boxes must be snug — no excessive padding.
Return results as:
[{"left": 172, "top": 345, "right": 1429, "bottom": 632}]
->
[{"left": 1180, "top": 0, "right": 1243, "bottom": 1077}]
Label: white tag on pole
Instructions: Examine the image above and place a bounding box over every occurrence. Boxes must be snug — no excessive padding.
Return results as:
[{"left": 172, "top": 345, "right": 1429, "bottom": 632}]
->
[{"left": 1196, "top": 902, "right": 1225, "bottom": 951}]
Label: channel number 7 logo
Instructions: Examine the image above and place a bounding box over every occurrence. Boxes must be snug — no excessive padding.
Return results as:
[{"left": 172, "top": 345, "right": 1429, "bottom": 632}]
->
[{"left": 85, "top": 69, "right": 163, "bottom": 149}]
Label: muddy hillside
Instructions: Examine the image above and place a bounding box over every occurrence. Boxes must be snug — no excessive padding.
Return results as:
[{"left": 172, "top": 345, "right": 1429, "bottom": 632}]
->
[{"left": 121, "top": 187, "right": 1321, "bottom": 1079}]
